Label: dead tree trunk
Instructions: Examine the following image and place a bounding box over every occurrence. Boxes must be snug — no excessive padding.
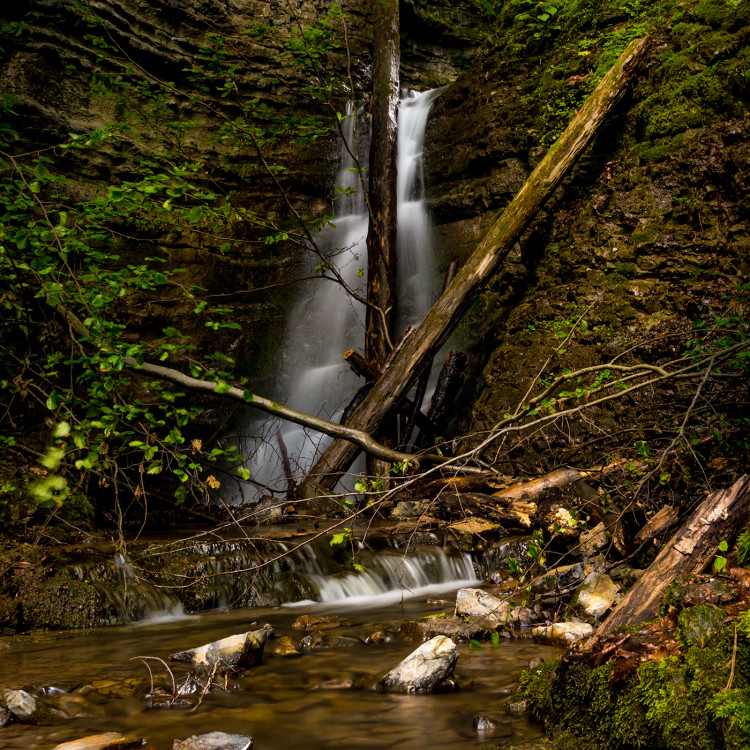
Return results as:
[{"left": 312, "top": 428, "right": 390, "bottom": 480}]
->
[
  {"left": 589, "top": 474, "right": 750, "bottom": 643},
  {"left": 365, "top": 0, "right": 400, "bottom": 484},
  {"left": 301, "top": 37, "right": 649, "bottom": 492},
  {"left": 365, "top": 0, "right": 400, "bottom": 367}
]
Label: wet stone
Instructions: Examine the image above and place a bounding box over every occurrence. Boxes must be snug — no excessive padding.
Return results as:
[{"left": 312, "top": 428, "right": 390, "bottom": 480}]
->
[
  {"left": 170, "top": 627, "right": 270, "bottom": 669},
  {"left": 378, "top": 635, "right": 459, "bottom": 694},
  {"left": 668, "top": 578, "right": 740, "bottom": 609},
  {"left": 472, "top": 715, "right": 510, "bottom": 737},
  {"left": 0, "top": 706, "right": 12, "bottom": 727},
  {"left": 364, "top": 630, "right": 389, "bottom": 644},
  {"left": 401, "top": 615, "right": 496, "bottom": 642},
  {"left": 531, "top": 562, "right": 587, "bottom": 594},
  {"left": 292, "top": 615, "right": 351, "bottom": 630},
  {"left": 173, "top": 732, "right": 253, "bottom": 750},
  {"left": 298, "top": 633, "right": 362, "bottom": 649},
  {"left": 271, "top": 636, "right": 300, "bottom": 656}
]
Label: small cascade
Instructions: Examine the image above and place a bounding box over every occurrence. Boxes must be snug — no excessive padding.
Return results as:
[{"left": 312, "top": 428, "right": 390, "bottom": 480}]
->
[
  {"left": 235, "top": 89, "right": 443, "bottom": 503},
  {"left": 59, "top": 537, "right": 480, "bottom": 622},
  {"left": 301, "top": 547, "right": 479, "bottom": 608}
]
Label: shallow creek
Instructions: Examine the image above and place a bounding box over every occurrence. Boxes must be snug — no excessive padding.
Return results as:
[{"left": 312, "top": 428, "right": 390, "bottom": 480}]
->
[{"left": 0, "top": 586, "right": 561, "bottom": 749}]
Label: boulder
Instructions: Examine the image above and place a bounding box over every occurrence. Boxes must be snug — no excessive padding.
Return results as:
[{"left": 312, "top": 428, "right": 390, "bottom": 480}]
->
[
  {"left": 173, "top": 733, "right": 253, "bottom": 750},
  {"left": 170, "top": 628, "right": 270, "bottom": 669},
  {"left": 1, "top": 688, "right": 60, "bottom": 725},
  {"left": 377, "top": 635, "right": 458, "bottom": 693},
  {"left": 576, "top": 572, "right": 619, "bottom": 618},
  {"left": 532, "top": 622, "right": 594, "bottom": 646},
  {"left": 51, "top": 733, "right": 146, "bottom": 750}
]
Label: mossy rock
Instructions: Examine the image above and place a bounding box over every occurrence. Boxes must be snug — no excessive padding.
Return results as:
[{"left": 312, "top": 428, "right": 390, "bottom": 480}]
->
[{"left": 677, "top": 602, "right": 728, "bottom": 649}]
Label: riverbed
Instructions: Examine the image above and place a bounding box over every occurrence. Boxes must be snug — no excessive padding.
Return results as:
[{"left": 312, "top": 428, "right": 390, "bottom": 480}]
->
[{"left": 0, "top": 587, "right": 561, "bottom": 749}]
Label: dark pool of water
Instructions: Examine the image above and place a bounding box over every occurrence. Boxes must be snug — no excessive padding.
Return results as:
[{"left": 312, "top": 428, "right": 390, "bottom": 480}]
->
[{"left": 0, "top": 593, "right": 561, "bottom": 749}]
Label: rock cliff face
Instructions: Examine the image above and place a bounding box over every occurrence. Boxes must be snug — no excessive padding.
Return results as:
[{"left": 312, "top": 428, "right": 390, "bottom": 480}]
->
[
  {"left": 2, "top": 0, "right": 748, "bottom": 481},
  {"left": 0, "top": 0, "right": 475, "bottom": 404},
  {"left": 422, "top": 0, "right": 750, "bottom": 476}
]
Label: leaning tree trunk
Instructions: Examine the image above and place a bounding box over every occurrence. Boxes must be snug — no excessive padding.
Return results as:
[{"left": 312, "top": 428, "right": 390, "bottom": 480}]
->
[
  {"left": 300, "top": 37, "right": 649, "bottom": 492},
  {"left": 588, "top": 475, "right": 750, "bottom": 644},
  {"left": 364, "top": 0, "right": 400, "bottom": 482}
]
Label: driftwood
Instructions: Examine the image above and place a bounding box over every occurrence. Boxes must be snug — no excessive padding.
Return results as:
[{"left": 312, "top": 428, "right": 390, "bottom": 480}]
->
[
  {"left": 590, "top": 475, "right": 750, "bottom": 643},
  {"left": 301, "top": 37, "right": 649, "bottom": 492},
  {"left": 491, "top": 459, "right": 633, "bottom": 502}
]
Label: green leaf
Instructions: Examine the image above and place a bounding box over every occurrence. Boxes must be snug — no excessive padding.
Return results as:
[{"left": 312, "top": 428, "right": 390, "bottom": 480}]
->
[
  {"left": 469, "top": 639, "right": 483, "bottom": 649},
  {"left": 719, "top": 540, "right": 729, "bottom": 553},
  {"left": 34, "top": 163, "right": 51, "bottom": 180}
]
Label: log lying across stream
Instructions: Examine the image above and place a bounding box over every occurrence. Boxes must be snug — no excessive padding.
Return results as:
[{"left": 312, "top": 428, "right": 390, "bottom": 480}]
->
[{"left": 300, "top": 36, "right": 649, "bottom": 493}]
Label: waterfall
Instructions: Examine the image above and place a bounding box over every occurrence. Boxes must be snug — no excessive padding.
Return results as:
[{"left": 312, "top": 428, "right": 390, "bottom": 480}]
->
[{"left": 234, "top": 89, "right": 441, "bottom": 502}]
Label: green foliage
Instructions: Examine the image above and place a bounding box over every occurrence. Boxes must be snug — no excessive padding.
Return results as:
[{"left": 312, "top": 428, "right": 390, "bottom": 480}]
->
[
  {"left": 738, "top": 530, "right": 750, "bottom": 567},
  {"left": 329, "top": 527, "right": 352, "bottom": 546},
  {"left": 516, "top": 2, "right": 561, "bottom": 42},
  {"left": 0, "top": 3, "right": 351, "bottom": 521}
]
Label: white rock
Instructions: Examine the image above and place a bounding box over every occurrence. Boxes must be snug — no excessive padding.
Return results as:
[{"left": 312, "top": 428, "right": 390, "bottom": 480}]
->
[
  {"left": 532, "top": 622, "right": 594, "bottom": 646},
  {"left": 576, "top": 572, "right": 618, "bottom": 618},
  {"left": 170, "top": 628, "right": 269, "bottom": 668},
  {"left": 548, "top": 622, "right": 594, "bottom": 645},
  {"left": 378, "top": 635, "right": 458, "bottom": 693},
  {"left": 174, "top": 732, "right": 253, "bottom": 750},
  {"left": 3, "top": 689, "right": 37, "bottom": 721},
  {"left": 456, "top": 588, "right": 510, "bottom": 622}
]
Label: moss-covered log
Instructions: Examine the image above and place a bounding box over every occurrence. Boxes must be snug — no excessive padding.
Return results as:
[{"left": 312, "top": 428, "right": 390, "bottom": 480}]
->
[{"left": 302, "top": 36, "right": 649, "bottom": 491}]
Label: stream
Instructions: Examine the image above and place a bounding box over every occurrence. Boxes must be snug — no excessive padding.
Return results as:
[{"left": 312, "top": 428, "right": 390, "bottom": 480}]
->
[
  {"left": 0, "top": 537, "right": 562, "bottom": 749},
  {"left": 0, "top": 88, "right": 567, "bottom": 750}
]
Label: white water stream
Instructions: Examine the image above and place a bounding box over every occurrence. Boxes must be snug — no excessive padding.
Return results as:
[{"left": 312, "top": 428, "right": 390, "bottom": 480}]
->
[{"left": 234, "top": 89, "right": 442, "bottom": 502}]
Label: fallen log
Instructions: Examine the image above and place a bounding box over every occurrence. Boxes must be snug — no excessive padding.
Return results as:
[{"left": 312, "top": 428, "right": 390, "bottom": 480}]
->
[
  {"left": 588, "top": 474, "right": 750, "bottom": 644},
  {"left": 491, "top": 459, "right": 634, "bottom": 502},
  {"left": 300, "top": 37, "right": 649, "bottom": 492}
]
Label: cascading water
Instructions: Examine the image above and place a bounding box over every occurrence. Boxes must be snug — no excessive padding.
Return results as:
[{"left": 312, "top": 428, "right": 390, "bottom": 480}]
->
[{"left": 234, "top": 89, "right": 442, "bottom": 502}]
